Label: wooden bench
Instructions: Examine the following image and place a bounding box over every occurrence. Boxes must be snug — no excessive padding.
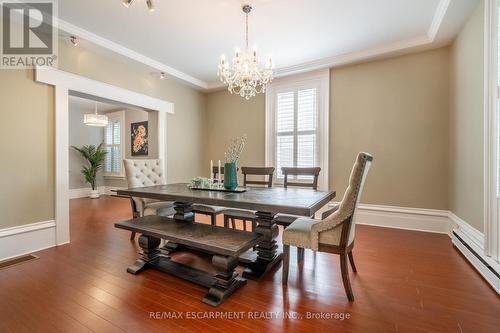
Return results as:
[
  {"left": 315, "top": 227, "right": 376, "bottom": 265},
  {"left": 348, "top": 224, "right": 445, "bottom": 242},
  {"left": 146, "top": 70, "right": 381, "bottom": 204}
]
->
[{"left": 115, "top": 215, "right": 263, "bottom": 306}]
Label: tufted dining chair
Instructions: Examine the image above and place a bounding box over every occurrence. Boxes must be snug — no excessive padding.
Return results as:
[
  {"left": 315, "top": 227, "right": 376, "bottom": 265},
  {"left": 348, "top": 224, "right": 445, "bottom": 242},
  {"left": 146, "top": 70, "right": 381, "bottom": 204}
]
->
[
  {"left": 281, "top": 152, "right": 373, "bottom": 301},
  {"left": 123, "top": 159, "right": 175, "bottom": 240}
]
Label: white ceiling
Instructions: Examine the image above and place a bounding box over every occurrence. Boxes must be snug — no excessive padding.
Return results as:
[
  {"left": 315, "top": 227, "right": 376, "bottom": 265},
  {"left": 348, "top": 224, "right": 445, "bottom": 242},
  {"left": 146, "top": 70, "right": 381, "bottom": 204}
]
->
[
  {"left": 57, "top": 0, "right": 479, "bottom": 89},
  {"left": 69, "top": 95, "right": 122, "bottom": 113}
]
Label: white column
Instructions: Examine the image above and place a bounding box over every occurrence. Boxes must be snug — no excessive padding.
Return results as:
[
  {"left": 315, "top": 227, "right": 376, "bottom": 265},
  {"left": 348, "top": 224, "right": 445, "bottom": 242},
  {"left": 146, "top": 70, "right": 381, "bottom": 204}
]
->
[{"left": 55, "top": 86, "right": 70, "bottom": 245}]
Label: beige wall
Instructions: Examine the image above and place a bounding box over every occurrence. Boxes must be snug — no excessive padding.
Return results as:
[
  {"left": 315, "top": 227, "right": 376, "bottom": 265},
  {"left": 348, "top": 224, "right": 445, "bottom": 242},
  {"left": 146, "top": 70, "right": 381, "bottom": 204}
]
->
[
  {"left": 205, "top": 90, "right": 265, "bottom": 179},
  {"left": 206, "top": 48, "right": 451, "bottom": 209},
  {"left": 0, "top": 40, "right": 207, "bottom": 229},
  {"left": 331, "top": 48, "right": 450, "bottom": 209},
  {"left": 449, "top": 1, "right": 485, "bottom": 232},
  {"left": 0, "top": 69, "right": 55, "bottom": 229}
]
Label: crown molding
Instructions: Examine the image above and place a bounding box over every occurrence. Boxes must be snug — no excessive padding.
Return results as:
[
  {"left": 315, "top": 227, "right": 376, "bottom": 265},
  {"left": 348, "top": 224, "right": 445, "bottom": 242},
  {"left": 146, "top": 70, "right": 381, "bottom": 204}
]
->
[
  {"left": 206, "top": 0, "right": 450, "bottom": 90},
  {"left": 428, "top": 0, "right": 451, "bottom": 40},
  {"left": 56, "top": 19, "right": 209, "bottom": 90},
  {"left": 52, "top": 0, "right": 449, "bottom": 92}
]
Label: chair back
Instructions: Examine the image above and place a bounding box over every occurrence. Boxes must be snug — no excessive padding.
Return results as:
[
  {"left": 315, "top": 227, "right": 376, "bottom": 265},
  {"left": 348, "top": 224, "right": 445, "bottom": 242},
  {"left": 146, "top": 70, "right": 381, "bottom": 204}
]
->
[
  {"left": 123, "top": 159, "right": 166, "bottom": 187},
  {"left": 241, "top": 167, "right": 275, "bottom": 187},
  {"left": 123, "top": 159, "right": 166, "bottom": 216},
  {"left": 338, "top": 153, "right": 373, "bottom": 246},
  {"left": 282, "top": 167, "right": 321, "bottom": 190}
]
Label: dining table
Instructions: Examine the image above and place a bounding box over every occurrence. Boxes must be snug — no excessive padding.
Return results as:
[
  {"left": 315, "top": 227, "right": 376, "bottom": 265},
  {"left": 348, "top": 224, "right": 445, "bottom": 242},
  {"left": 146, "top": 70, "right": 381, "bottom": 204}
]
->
[{"left": 117, "top": 183, "right": 336, "bottom": 279}]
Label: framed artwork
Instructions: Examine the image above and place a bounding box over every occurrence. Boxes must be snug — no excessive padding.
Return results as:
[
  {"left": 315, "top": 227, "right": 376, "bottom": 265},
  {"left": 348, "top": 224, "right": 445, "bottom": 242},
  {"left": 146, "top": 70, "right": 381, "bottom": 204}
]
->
[{"left": 131, "top": 121, "right": 148, "bottom": 156}]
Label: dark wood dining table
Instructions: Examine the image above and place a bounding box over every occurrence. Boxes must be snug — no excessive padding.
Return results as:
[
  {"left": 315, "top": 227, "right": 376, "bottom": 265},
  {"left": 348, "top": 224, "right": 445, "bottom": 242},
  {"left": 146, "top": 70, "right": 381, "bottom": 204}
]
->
[{"left": 117, "top": 183, "right": 336, "bottom": 279}]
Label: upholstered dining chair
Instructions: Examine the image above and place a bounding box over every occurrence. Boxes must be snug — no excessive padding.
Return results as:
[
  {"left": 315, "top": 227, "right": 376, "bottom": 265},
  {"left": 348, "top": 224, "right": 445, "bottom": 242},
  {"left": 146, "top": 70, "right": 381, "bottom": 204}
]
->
[
  {"left": 224, "top": 167, "right": 275, "bottom": 231},
  {"left": 123, "top": 159, "right": 176, "bottom": 240},
  {"left": 275, "top": 167, "right": 322, "bottom": 227},
  {"left": 281, "top": 152, "right": 373, "bottom": 301}
]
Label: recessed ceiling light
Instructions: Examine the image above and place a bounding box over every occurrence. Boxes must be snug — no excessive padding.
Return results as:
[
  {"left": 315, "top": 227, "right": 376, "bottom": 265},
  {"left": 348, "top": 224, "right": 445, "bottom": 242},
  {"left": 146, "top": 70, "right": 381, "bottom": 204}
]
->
[
  {"left": 70, "top": 36, "right": 78, "bottom": 46},
  {"left": 122, "top": 0, "right": 134, "bottom": 8},
  {"left": 146, "top": 0, "right": 155, "bottom": 12},
  {"left": 122, "top": 0, "right": 154, "bottom": 12}
]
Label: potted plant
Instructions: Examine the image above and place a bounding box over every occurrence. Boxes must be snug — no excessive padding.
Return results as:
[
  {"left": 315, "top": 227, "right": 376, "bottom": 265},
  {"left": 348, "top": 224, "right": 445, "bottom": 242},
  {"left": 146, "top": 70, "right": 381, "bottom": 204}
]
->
[{"left": 72, "top": 143, "right": 108, "bottom": 199}]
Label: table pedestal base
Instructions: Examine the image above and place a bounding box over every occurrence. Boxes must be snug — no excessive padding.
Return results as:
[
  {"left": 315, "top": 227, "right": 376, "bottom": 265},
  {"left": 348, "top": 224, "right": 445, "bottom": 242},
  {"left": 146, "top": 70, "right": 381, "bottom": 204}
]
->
[
  {"left": 241, "top": 211, "right": 282, "bottom": 279},
  {"left": 127, "top": 235, "right": 245, "bottom": 307}
]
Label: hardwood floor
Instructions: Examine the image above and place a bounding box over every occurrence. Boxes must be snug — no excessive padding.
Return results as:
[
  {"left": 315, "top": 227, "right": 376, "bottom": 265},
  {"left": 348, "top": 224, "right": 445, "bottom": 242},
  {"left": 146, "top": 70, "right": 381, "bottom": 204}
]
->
[{"left": 1, "top": 195, "right": 499, "bottom": 333}]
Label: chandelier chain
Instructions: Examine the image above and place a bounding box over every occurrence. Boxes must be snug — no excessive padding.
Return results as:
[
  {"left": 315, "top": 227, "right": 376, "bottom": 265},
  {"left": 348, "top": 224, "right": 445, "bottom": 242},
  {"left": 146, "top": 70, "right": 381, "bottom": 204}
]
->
[{"left": 246, "top": 11, "right": 249, "bottom": 49}]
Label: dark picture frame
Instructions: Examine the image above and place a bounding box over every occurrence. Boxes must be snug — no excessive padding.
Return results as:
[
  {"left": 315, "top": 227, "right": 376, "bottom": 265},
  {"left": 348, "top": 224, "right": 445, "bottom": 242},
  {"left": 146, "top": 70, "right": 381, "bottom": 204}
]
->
[{"left": 131, "top": 121, "right": 148, "bottom": 156}]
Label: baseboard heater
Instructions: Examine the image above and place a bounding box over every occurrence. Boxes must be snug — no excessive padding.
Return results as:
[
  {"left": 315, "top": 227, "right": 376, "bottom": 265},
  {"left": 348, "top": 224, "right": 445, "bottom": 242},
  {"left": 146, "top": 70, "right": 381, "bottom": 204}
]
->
[{"left": 452, "top": 231, "right": 500, "bottom": 293}]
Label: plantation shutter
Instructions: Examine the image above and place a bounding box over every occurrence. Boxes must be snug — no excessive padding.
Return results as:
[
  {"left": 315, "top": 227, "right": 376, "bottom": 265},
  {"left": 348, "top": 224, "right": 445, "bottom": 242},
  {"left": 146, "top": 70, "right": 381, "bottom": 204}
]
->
[
  {"left": 104, "top": 114, "right": 123, "bottom": 175},
  {"left": 275, "top": 87, "right": 318, "bottom": 179}
]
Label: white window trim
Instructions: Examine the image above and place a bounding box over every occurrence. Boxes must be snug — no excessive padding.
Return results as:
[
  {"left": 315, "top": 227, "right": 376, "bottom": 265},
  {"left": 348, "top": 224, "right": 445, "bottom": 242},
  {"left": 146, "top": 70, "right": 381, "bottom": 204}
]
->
[
  {"left": 103, "top": 110, "right": 126, "bottom": 179},
  {"left": 265, "top": 69, "right": 330, "bottom": 191},
  {"left": 484, "top": 0, "right": 500, "bottom": 264}
]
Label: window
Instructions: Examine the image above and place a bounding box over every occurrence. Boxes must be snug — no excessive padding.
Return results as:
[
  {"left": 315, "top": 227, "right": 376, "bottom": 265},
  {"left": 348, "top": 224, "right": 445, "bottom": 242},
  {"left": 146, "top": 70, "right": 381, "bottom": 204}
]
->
[
  {"left": 266, "top": 70, "right": 329, "bottom": 189},
  {"left": 104, "top": 111, "right": 125, "bottom": 177}
]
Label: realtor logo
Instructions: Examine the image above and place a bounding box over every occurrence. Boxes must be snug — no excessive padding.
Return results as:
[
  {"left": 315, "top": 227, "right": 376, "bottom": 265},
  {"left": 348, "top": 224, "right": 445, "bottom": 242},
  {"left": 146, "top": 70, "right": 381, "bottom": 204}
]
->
[{"left": 1, "top": 0, "right": 58, "bottom": 68}]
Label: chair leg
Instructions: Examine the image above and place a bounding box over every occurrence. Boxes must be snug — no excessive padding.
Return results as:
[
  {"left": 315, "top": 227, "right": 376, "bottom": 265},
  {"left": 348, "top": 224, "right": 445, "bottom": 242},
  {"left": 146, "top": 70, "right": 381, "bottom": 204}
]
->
[
  {"left": 223, "top": 215, "right": 229, "bottom": 228},
  {"left": 348, "top": 251, "right": 357, "bottom": 273},
  {"left": 243, "top": 220, "right": 247, "bottom": 231},
  {"left": 210, "top": 213, "right": 216, "bottom": 226},
  {"left": 130, "top": 231, "right": 136, "bottom": 241},
  {"left": 282, "top": 244, "right": 290, "bottom": 286},
  {"left": 340, "top": 254, "right": 354, "bottom": 301},
  {"left": 231, "top": 218, "right": 236, "bottom": 229},
  {"left": 297, "top": 248, "right": 305, "bottom": 263}
]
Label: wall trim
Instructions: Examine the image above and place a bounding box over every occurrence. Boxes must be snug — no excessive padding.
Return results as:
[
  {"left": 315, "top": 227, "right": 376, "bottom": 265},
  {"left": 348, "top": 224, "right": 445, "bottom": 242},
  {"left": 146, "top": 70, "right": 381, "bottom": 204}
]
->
[
  {"left": 484, "top": 0, "right": 500, "bottom": 262},
  {"left": 0, "top": 220, "right": 57, "bottom": 261},
  {"left": 207, "top": 0, "right": 450, "bottom": 90},
  {"left": 339, "top": 202, "right": 499, "bottom": 293},
  {"left": 55, "top": 18, "right": 208, "bottom": 90},
  {"left": 344, "top": 203, "right": 452, "bottom": 235},
  {"left": 35, "top": 66, "right": 172, "bottom": 246},
  {"left": 265, "top": 69, "right": 330, "bottom": 191},
  {"left": 69, "top": 186, "right": 127, "bottom": 199},
  {"left": 7, "top": 0, "right": 448, "bottom": 92}
]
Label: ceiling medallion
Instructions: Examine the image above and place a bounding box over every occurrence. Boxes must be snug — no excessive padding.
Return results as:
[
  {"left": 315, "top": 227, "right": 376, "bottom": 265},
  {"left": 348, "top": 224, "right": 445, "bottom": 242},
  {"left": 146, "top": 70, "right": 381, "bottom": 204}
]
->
[{"left": 218, "top": 4, "right": 274, "bottom": 100}]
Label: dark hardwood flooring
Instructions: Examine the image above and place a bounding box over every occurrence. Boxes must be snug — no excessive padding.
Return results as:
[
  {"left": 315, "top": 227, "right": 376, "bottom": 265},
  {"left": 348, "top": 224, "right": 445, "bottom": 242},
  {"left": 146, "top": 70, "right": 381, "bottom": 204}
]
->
[{"left": 0, "top": 195, "right": 499, "bottom": 333}]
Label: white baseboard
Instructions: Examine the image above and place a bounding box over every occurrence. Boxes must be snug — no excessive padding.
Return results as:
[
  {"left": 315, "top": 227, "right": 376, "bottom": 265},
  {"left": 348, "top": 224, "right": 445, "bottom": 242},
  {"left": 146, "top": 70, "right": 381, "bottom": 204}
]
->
[
  {"left": 337, "top": 202, "right": 499, "bottom": 294},
  {"left": 0, "top": 220, "right": 56, "bottom": 261},
  {"left": 69, "top": 186, "right": 127, "bottom": 199},
  {"left": 354, "top": 204, "right": 452, "bottom": 235}
]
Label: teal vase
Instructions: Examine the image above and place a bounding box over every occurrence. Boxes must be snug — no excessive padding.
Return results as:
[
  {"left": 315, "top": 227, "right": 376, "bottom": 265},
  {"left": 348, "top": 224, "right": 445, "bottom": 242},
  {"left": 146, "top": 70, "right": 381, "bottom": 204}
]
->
[{"left": 224, "top": 162, "right": 238, "bottom": 190}]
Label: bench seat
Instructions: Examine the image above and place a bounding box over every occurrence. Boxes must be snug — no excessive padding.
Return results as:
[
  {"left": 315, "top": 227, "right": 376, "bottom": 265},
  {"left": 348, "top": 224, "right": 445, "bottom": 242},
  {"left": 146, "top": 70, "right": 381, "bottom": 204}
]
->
[{"left": 115, "top": 215, "right": 263, "bottom": 306}]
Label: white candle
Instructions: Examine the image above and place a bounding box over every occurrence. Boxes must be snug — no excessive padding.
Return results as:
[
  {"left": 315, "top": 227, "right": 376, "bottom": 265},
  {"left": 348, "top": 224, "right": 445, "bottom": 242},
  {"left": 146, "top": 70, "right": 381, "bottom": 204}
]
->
[
  {"left": 218, "top": 160, "right": 221, "bottom": 185},
  {"left": 210, "top": 160, "right": 213, "bottom": 180}
]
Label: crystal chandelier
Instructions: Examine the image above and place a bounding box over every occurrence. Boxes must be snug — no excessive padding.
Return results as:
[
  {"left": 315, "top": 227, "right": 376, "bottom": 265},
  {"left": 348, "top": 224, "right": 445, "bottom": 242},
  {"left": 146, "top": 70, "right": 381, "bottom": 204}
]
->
[
  {"left": 84, "top": 102, "right": 108, "bottom": 127},
  {"left": 218, "top": 5, "right": 273, "bottom": 100}
]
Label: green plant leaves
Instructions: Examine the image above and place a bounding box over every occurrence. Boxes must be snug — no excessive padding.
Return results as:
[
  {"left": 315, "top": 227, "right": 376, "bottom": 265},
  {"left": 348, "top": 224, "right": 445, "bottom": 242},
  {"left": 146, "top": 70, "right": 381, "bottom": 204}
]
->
[{"left": 72, "top": 143, "right": 108, "bottom": 190}]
